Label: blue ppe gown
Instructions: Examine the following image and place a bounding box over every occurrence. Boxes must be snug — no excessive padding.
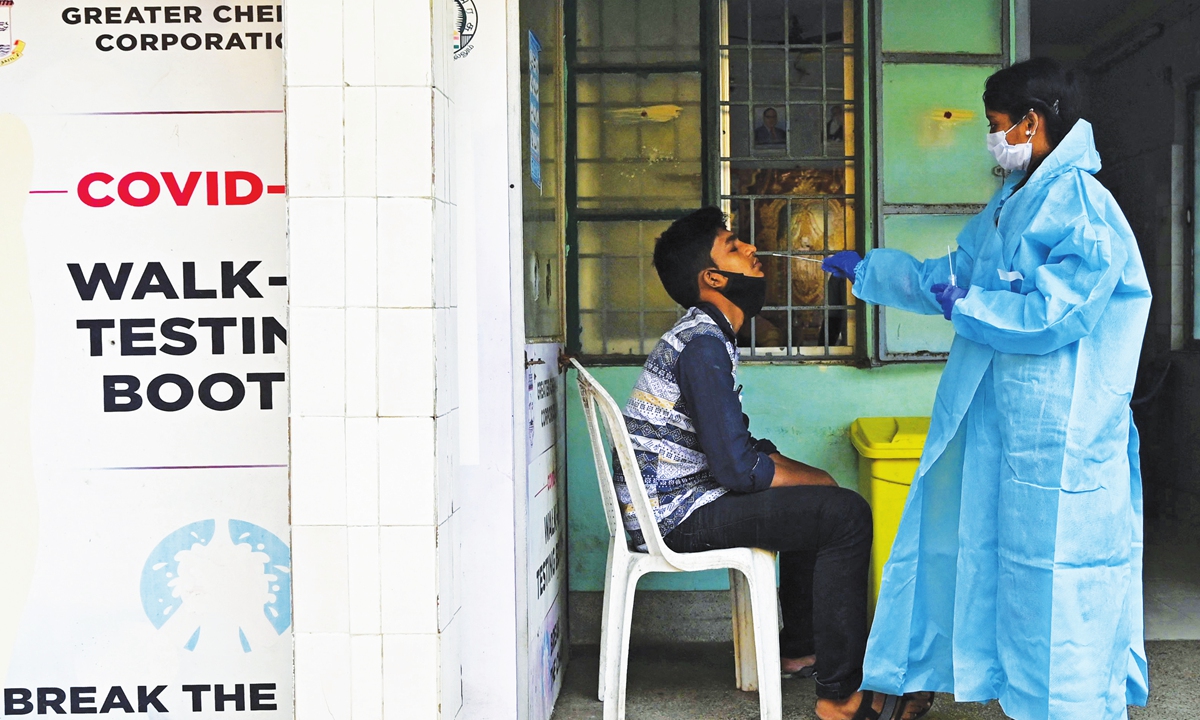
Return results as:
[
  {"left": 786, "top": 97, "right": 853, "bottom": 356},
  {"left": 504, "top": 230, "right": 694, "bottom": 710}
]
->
[{"left": 855, "top": 120, "right": 1151, "bottom": 720}]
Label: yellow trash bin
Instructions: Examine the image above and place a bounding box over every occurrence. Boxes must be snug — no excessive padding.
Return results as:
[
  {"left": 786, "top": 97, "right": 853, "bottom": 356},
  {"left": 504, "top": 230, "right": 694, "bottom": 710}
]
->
[{"left": 849, "top": 416, "right": 930, "bottom": 609}]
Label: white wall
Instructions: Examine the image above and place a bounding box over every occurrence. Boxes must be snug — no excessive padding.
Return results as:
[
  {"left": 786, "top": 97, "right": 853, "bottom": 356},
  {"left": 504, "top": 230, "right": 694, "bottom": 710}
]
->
[
  {"left": 453, "top": 0, "right": 526, "bottom": 716},
  {"left": 284, "top": 0, "right": 468, "bottom": 718}
]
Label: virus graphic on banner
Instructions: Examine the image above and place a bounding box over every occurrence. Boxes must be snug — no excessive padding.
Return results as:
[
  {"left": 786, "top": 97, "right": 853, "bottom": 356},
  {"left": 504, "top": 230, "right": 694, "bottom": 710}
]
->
[
  {"left": 0, "top": 0, "right": 26, "bottom": 67},
  {"left": 140, "top": 520, "right": 291, "bottom": 654}
]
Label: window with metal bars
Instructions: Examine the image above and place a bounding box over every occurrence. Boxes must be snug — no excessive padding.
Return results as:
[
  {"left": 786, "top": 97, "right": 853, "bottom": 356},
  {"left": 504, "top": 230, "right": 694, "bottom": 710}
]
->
[
  {"left": 566, "top": 0, "right": 861, "bottom": 360},
  {"left": 720, "top": 0, "right": 860, "bottom": 359}
]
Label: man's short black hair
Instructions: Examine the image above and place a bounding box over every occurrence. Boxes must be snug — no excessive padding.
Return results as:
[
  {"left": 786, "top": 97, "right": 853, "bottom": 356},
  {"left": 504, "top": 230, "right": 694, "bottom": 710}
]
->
[{"left": 653, "top": 207, "right": 727, "bottom": 308}]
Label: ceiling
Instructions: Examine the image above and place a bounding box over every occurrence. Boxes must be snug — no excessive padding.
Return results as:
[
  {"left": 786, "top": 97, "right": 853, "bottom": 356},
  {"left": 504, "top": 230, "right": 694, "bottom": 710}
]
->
[{"left": 1031, "top": 0, "right": 1176, "bottom": 50}]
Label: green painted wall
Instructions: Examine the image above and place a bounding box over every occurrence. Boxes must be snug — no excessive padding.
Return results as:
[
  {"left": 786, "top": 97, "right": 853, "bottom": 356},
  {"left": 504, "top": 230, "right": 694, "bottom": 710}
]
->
[{"left": 566, "top": 362, "right": 945, "bottom": 591}]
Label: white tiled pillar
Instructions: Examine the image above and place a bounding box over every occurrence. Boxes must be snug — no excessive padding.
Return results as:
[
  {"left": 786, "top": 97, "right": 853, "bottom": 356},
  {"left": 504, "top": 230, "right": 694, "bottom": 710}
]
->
[{"left": 285, "top": 1, "right": 461, "bottom": 719}]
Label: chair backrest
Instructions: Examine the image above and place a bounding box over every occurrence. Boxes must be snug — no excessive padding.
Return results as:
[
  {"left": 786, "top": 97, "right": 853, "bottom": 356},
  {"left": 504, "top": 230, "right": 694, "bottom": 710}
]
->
[{"left": 571, "top": 359, "right": 677, "bottom": 560}]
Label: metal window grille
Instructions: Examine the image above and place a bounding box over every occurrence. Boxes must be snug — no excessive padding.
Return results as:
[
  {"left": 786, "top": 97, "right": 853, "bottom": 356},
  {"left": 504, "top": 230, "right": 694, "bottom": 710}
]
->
[
  {"left": 567, "top": 0, "right": 708, "bottom": 358},
  {"left": 718, "top": 0, "right": 861, "bottom": 359}
]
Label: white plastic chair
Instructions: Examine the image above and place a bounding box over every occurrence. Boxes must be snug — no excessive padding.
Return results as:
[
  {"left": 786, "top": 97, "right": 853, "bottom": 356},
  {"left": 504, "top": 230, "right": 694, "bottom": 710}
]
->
[{"left": 571, "top": 359, "right": 782, "bottom": 720}]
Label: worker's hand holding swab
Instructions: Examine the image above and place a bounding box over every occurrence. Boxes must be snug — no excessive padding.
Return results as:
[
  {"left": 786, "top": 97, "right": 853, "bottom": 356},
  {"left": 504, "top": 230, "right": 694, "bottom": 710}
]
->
[
  {"left": 930, "top": 283, "right": 968, "bottom": 320},
  {"left": 822, "top": 250, "right": 863, "bottom": 280}
]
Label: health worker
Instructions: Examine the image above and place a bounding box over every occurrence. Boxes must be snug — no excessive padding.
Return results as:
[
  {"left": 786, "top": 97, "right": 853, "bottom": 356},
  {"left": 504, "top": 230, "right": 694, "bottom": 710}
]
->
[{"left": 823, "top": 57, "right": 1151, "bottom": 720}]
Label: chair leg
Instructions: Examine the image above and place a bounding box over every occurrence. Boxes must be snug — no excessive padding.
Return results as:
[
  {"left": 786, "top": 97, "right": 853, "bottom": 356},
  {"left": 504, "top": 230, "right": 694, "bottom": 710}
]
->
[
  {"left": 603, "top": 569, "right": 640, "bottom": 720},
  {"left": 598, "top": 548, "right": 628, "bottom": 702},
  {"left": 730, "top": 568, "right": 759, "bottom": 692},
  {"left": 749, "top": 554, "right": 783, "bottom": 720}
]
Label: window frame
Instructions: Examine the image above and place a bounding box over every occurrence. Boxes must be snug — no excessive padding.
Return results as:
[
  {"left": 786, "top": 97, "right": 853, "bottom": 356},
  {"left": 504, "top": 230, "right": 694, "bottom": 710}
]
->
[
  {"left": 564, "top": 0, "right": 869, "bottom": 364},
  {"left": 1186, "top": 79, "right": 1200, "bottom": 351},
  {"left": 714, "top": 0, "right": 869, "bottom": 364},
  {"left": 563, "top": 0, "right": 715, "bottom": 363},
  {"left": 869, "top": 0, "right": 1012, "bottom": 363}
]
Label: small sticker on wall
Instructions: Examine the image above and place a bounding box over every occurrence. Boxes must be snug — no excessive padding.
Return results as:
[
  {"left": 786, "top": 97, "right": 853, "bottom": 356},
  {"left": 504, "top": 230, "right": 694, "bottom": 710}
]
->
[
  {"left": 0, "top": 0, "right": 27, "bottom": 68},
  {"left": 453, "top": 0, "right": 477, "bottom": 60}
]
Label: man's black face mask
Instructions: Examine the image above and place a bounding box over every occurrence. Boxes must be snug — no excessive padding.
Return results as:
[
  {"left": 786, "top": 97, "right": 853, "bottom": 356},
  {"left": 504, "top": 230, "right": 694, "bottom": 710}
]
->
[{"left": 712, "top": 270, "right": 767, "bottom": 319}]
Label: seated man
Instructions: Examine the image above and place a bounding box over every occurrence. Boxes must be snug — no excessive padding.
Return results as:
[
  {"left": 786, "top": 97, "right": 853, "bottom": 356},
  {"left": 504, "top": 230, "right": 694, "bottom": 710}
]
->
[{"left": 614, "top": 208, "right": 918, "bottom": 720}]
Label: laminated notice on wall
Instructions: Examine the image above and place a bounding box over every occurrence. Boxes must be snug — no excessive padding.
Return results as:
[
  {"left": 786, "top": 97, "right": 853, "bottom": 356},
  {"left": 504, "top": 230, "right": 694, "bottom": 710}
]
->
[
  {"left": 529, "top": 30, "right": 542, "bottom": 192},
  {"left": 524, "top": 343, "right": 565, "bottom": 720},
  {"left": 0, "top": 2, "right": 290, "bottom": 713}
]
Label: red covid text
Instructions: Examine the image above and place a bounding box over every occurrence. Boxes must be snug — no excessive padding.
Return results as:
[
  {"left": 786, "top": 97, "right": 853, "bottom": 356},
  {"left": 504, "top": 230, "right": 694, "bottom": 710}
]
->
[{"left": 77, "top": 171, "right": 285, "bottom": 208}]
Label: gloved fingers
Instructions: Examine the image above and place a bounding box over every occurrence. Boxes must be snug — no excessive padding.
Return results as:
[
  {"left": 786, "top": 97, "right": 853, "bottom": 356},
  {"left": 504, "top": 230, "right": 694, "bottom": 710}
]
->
[
  {"left": 821, "top": 257, "right": 848, "bottom": 279},
  {"left": 931, "top": 283, "right": 949, "bottom": 295}
]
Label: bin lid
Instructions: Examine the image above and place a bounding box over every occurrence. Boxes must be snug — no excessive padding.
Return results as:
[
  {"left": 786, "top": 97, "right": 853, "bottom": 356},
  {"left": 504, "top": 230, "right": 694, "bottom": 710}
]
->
[{"left": 849, "top": 417, "right": 930, "bottom": 459}]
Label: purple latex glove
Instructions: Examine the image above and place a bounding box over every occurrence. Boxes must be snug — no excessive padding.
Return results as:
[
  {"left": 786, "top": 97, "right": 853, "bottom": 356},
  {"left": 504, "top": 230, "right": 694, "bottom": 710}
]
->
[
  {"left": 822, "top": 250, "right": 863, "bottom": 280},
  {"left": 931, "top": 283, "right": 969, "bottom": 320}
]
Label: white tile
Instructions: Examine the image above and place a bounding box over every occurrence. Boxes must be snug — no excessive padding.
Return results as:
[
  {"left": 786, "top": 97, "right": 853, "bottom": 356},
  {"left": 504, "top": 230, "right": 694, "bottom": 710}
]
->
[
  {"left": 345, "top": 308, "right": 378, "bottom": 417},
  {"left": 350, "top": 635, "right": 384, "bottom": 720},
  {"left": 377, "top": 87, "right": 433, "bottom": 198},
  {"left": 435, "top": 410, "right": 459, "bottom": 525},
  {"left": 290, "top": 307, "right": 346, "bottom": 417},
  {"left": 286, "top": 87, "right": 345, "bottom": 197},
  {"left": 383, "top": 634, "right": 438, "bottom": 720},
  {"left": 292, "top": 416, "right": 347, "bottom": 526},
  {"left": 432, "top": 92, "right": 452, "bottom": 204},
  {"left": 347, "top": 526, "right": 382, "bottom": 634},
  {"left": 374, "top": 0, "right": 432, "bottom": 87},
  {"left": 437, "top": 510, "right": 461, "bottom": 631},
  {"left": 381, "top": 525, "right": 439, "bottom": 633},
  {"left": 378, "top": 417, "right": 436, "bottom": 526},
  {"left": 377, "top": 307, "right": 435, "bottom": 414},
  {"left": 431, "top": 0, "right": 453, "bottom": 96},
  {"left": 289, "top": 197, "right": 345, "bottom": 308},
  {"left": 292, "top": 527, "right": 350, "bottom": 633},
  {"left": 346, "top": 417, "right": 380, "bottom": 525},
  {"left": 285, "top": 0, "right": 343, "bottom": 87},
  {"left": 434, "top": 308, "right": 459, "bottom": 417},
  {"left": 377, "top": 198, "right": 434, "bottom": 308},
  {"left": 345, "top": 198, "right": 378, "bottom": 307},
  {"left": 344, "top": 88, "right": 377, "bottom": 198},
  {"left": 378, "top": 309, "right": 436, "bottom": 417},
  {"left": 439, "top": 615, "right": 463, "bottom": 719},
  {"left": 342, "top": 0, "right": 376, "bottom": 86},
  {"left": 433, "top": 199, "right": 455, "bottom": 309},
  {"left": 380, "top": 527, "right": 438, "bottom": 634},
  {"left": 295, "top": 633, "right": 352, "bottom": 720}
]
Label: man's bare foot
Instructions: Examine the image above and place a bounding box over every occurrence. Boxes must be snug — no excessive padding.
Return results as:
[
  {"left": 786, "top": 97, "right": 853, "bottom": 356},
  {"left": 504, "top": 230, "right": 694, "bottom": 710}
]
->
[
  {"left": 780, "top": 654, "right": 816, "bottom": 676},
  {"left": 815, "top": 691, "right": 886, "bottom": 720}
]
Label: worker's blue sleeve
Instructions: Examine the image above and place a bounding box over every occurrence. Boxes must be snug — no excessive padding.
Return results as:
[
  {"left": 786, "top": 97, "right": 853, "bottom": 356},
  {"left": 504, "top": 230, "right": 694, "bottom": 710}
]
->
[
  {"left": 853, "top": 244, "right": 976, "bottom": 316},
  {"left": 676, "top": 336, "right": 775, "bottom": 493},
  {"left": 951, "top": 181, "right": 1124, "bottom": 356}
]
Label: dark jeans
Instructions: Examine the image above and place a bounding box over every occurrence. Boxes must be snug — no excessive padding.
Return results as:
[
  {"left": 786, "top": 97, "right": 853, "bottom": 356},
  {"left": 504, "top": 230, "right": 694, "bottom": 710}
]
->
[{"left": 664, "top": 486, "right": 872, "bottom": 700}]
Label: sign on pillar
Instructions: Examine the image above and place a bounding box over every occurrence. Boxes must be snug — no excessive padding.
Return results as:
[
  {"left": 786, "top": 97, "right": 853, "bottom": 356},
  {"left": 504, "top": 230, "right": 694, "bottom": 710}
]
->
[{"left": 0, "top": 2, "right": 290, "bottom": 712}]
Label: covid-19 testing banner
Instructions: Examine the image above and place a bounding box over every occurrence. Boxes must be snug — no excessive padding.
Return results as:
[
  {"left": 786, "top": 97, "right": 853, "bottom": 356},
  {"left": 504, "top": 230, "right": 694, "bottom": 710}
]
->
[{"left": 0, "top": 3, "right": 290, "bottom": 716}]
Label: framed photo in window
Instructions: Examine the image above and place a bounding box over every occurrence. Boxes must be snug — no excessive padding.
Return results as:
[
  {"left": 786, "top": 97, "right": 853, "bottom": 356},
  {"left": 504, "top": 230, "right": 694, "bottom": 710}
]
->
[{"left": 753, "top": 105, "right": 788, "bottom": 150}]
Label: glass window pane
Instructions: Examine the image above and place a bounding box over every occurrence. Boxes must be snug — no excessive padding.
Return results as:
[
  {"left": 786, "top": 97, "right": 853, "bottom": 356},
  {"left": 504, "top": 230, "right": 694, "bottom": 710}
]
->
[
  {"left": 881, "top": 63, "right": 1001, "bottom": 204},
  {"left": 879, "top": 214, "right": 971, "bottom": 355},
  {"left": 575, "top": 72, "right": 703, "bottom": 212},
  {"left": 882, "top": 0, "right": 1002, "bottom": 55},
  {"left": 576, "top": 220, "right": 679, "bottom": 356},
  {"left": 576, "top": 0, "right": 700, "bottom": 65}
]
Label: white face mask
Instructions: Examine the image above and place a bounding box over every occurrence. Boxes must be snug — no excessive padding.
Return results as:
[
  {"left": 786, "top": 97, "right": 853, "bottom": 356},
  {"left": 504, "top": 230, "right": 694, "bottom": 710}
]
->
[{"left": 986, "top": 115, "right": 1037, "bottom": 172}]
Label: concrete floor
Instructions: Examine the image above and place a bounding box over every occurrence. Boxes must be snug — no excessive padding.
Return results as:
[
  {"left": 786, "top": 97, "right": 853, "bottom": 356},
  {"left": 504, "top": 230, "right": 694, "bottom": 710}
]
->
[
  {"left": 1144, "top": 540, "right": 1200, "bottom": 641},
  {"left": 552, "top": 641, "right": 1200, "bottom": 719}
]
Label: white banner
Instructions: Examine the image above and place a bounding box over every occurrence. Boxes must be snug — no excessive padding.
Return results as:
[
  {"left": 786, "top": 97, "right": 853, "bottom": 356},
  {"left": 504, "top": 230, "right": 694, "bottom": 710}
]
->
[
  {"left": 0, "top": 3, "right": 289, "bottom": 717},
  {"left": 524, "top": 344, "right": 565, "bottom": 720}
]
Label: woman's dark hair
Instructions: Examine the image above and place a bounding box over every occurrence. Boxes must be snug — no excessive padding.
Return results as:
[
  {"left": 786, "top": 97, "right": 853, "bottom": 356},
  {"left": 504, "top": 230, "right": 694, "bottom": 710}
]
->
[
  {"left": 653, "top": 207, "right": 727, "bottom": 308},
  {"left": 983, "top": 57, "right": 1081, "bottom": 147}
]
